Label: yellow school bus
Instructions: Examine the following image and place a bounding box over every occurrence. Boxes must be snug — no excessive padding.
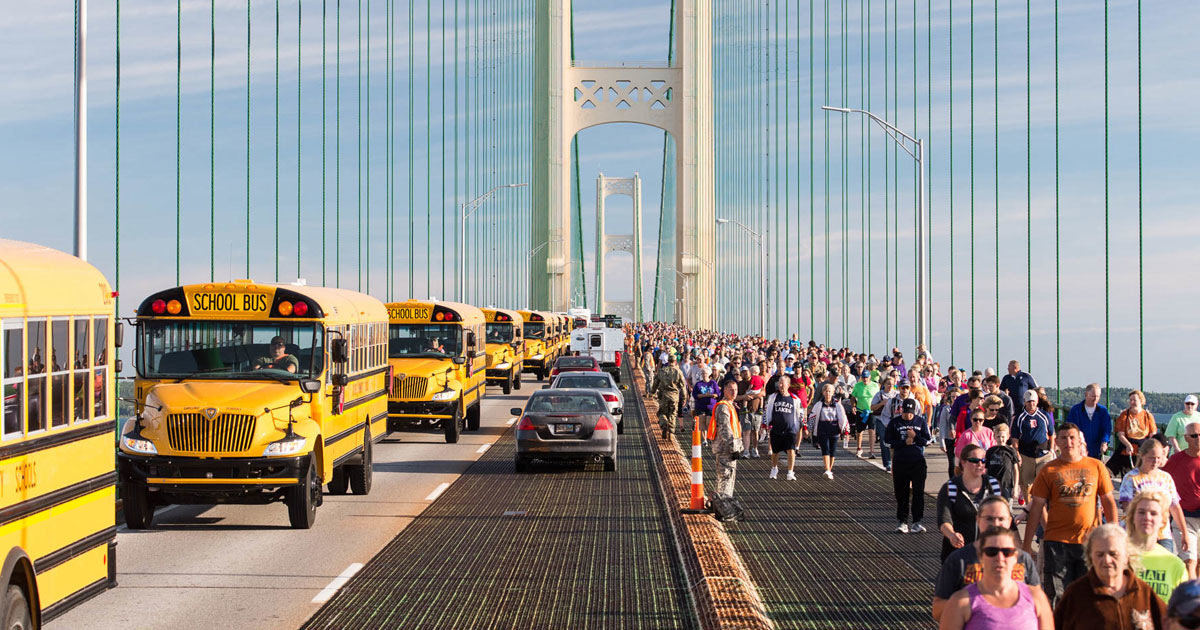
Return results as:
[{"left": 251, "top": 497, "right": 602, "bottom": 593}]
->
[
  {"left": 119, "top": 279, "right": 388, "bottom": 530},
  {"left": 518, "top": 310, "right": 559, "bottom": 381},
  {"left": 480, "top": 308, "right": 524, "bottom": 394},
  {"left": 385, "top": 300, "right": 486, "bottom": 443},
  {"left": 551, "top": 313, "right": 572, "bottom": 357},
  {"left": 0, "top": 240, "right": 118, "bottom": 627}
]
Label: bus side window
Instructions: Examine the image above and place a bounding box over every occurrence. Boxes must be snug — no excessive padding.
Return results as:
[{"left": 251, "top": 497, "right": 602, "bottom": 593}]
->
[
  {"left": 2, "top": 322, "right": 24, "bottom": 439},
  {"left": 93, "top": 317, "right": 109, "bottom": 420},
  {"left": 50, "top": 319, "right": 69, "bottom": 427},
  {"left": 74, "top": 318, "right": 90, "bottom": 422},
  {"left": 26, "top": 320, "right": 47, "bottom": 433}
]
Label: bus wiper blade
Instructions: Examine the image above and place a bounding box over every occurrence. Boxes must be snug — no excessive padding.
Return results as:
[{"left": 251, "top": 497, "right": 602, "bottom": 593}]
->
[{"left": 174, "top": 367, "right": 232, "bottom": 382}]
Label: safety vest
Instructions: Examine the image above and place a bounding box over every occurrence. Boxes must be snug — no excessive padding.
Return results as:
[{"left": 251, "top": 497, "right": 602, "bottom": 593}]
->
[{"left": 707, "top": 400, "right": 743, "bottom": 441}]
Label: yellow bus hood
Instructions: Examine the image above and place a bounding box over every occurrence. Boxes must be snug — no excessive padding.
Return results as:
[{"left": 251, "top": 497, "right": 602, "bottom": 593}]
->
[
  {"left": 147, "top": 380, "right": 299, "bottom": 418},
  {"left": 389, "top": 357, "right": 456, "bottom": 380}
]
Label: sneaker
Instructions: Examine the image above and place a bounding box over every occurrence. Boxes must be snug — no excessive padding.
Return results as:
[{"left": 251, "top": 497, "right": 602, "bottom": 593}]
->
[
  {"left": 769, "top": 467, "right": 778, "bottom": 480},
  {"left": 823, "top": 470, "right": 833, "bottom": 480},
  {"left": 786, "top": 470, "right": 796, "bottom": 481},
  {"left": 856, "top": 449, "right": 863, "bottom": 457},
  {"left": 909, "top": 523, "right": 927, "bottom": 533},
  {"left": 868, "top": 453, "right": 876, "bottom": 459},
  {"left": 885, "top": 466, "right": 892, "bottom": 473},
  {"left": 896, "top": 522, "right": 909, "bottom": 534}
]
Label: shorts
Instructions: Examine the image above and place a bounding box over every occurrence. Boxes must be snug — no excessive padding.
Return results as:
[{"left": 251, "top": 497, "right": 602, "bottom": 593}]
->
[
  {"left": 850, "top": 410, "right": 870, "bottom": 434},
  {"left": 770, "top": 431, "right": 797, "bottom": 453},
  {"left": 740, "top": 410, "right": 757, "bottom": 433},
  {"left": 1019, "top": 452, "right": 1053, "bottom": 487},
  {"left": 1175, "top": 516, "right": 1200, "bottom": 562},
  {"left": 816, "top": 434, "right": 838, "bottom": 456}
]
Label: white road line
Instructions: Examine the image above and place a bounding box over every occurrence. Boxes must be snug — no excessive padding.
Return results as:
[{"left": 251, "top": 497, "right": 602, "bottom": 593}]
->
[
  {"left": 425, "top": 482, "right": 451, "bottom": 502},
  {"left": 311, "top": 563, "right": 364, "bottom": 604},
  {"left": 476, "top": 444, "right": 491, "bottom": 454},
  {"left": 506, "top": 417, "right": 518, "bottom": 425}
]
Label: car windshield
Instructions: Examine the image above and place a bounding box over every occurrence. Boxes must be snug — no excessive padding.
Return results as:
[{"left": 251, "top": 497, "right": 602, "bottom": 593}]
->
[
  {"left": 557, "top": 357, "right": 595, "bottom": 367},
  {"left": 137, "top": 321, "right": 323, "bottom": 380},
  {"left": 556, "top": 375, "right": 613, "bottom": 389},
  {"left": 388, "top": 324, "right": 463, "bottom": 358},
  {"left": 527, "top": 393, "right": 606, "bottom": 413},
  {"left": 524, "top": 322, "right": 544, "bottom": 339},
  {"left": 486, "top": 323, "right": 514, "bottom": 344}
]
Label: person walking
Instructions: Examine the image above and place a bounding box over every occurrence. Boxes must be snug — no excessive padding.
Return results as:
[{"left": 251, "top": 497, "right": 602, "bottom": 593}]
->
[
  {"left": 938, "top": 527, "right": 1054, "bottom": 630},
  {"left": 1109, "top": 390, "right": 1156, "bottom": 478},
  {"left": 852, "top": 370, "right": 880, "bottom": 458},
  {"left": 938, "top": 388, "right": 964, "bottom": 476},
  {"left": 809, "top": 383, "right": 850, "bottom": 480},
  {"left": 1053, "top": 524, "right": 1167, "bottom": 630},
  {"left": 707, "top": 380, "right": 743, "bottom": 500},
  {"left": 937, "top": 444, "right": 1008, "bottom": 562},
  {"left": 1126, "top": 489, "right": 1189, "bottom": 601},
  {"left": 1000, "top": 360, "right": 1038, "bottom": 414},
  {"left": 650, "top": 354, "right": 687, "bottom": 440},
  {"left": 932, "top": 496, "right": 1044, "bottom": 622},
  {"left": 1119, "top": 439, "right": 1189, "bottom": 554},
  {"left": 1021, "top": 422, "right": 1118, "bottom": 606},
  {"left": 1165, "top": 395, "right": 1200, "bottom": 454},
  {"left": 745, "top": 366, "right": 766, "bottom": 458},
  {"left": 691, "top": 366, "right": 719, "bottom": 448},
  {"left": 764, "top": 375, "right": 803, "bottom": 481},
  {"left": 1067, "top": 384, "right": 1113, "bottom": 461},
  {"left": 886, "top": 398, "right": 932, "bottom": 534},
  {"left": 956, "top": 411, "right": 997, "bottom": 460},
  {"left": 871, "top": 377, "right": 900, "bottom": 472},
  {"left": 1012, "top": 390, "right": 1055, "bottom": 506},
  {"left": 1163, "top": 419, "right": 1200, "bottom": 579}
]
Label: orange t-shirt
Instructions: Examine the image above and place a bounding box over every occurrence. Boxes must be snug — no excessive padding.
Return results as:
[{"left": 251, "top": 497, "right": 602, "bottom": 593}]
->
[
  {"left": 1115, "top": 409, "right": 1156, "bottom": 441},
  {"left": 1030, "top": 456, "right": 1114, "bottom": 545}
]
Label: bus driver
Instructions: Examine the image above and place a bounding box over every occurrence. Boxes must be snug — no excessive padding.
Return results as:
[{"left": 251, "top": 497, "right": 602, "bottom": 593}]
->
[{"left": 254, "top": 336, "right": 299, "bottom": 373}]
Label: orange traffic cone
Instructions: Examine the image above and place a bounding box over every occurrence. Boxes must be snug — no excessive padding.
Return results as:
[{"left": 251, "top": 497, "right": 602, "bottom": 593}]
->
[{"left": 690, "top": 423, "right": 705, "bottom": 510}]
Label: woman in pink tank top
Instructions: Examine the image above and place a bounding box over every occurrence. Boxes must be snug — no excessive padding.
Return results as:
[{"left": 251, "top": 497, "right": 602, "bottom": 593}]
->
[{"left": 940, "top": 527, "right": 1054, "bottom": 629}]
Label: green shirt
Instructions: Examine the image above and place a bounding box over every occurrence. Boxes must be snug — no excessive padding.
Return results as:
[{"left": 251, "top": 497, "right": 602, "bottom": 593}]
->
[
  {"left": 1137, "top": 545, "right": 1187, "bottom": 601},
  {"left": 851, "top": 380, "right": 880, "bottom": 412},
  {"left": 1165, "top": 412, "right": 1199, "bottom": 452},
  {"left": 256, "top": 354, "right": 300, "bottom": 372}
]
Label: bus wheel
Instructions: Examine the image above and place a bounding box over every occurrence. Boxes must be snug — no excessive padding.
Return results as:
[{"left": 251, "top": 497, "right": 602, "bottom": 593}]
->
[
  {"left": 501, "top": 374, "right": 512, "bottom": 395},
  {"left": 444, "top": 408, "right": 462, "bottom": 444},
  {"left": 2, "top": 584, "right": 32, "bottom": 630},
  {"left": 287, "top": 458, "right": 319, "bottom": 529},
  {"left": 326, "top": 467, "right": 349, "bottom": 495},
  {"left": 466, "top": 404, "right": 481, "bottom": 431},
  {"left": 513, "top": 372, "right": 522, "bottom": 390},
  {"left": 537, "top": 368, "right": 546, "bottom": 381},
  {"left": 349, "top": 430, "right": 373, "bottom": 495},
  {"left": 122, "top": 482, "right": 154, "bottom": 530}
]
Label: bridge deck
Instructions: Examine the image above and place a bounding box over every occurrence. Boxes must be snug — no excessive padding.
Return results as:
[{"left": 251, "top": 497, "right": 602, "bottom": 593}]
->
[
  {"left": 673, "top": 421, "right": 941, "bottom": 629},
  {"left": 302, "top": 377, "right": 698, "bottom": 629}
]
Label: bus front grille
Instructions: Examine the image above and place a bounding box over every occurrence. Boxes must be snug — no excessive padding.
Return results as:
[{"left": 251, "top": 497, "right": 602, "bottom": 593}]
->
[
  {"left": 166, "top": 414, "right": 256, "bottom": 453},
  {"left": 399, "top": 376, "right": 428, "bottom": 399}
]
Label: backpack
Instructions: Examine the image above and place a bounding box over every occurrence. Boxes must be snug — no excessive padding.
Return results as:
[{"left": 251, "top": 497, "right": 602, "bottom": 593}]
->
[
  {"left": 710, "top": 495, "right": 746, "bottom": 522},
  {"left": 984, "top": 446, "right": 1019, "bottom": 495},
  {"left": 947, "top": 475, "right": 1003, "bottom": 502}
]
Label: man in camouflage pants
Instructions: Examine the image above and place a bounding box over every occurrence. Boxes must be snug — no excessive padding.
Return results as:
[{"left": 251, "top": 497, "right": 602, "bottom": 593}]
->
[
  {"left": 651, "top": 353, "right": 687, "bottom": 440},
  {"left": 708, "top": 380, "right": 743, "bottom": 499}
]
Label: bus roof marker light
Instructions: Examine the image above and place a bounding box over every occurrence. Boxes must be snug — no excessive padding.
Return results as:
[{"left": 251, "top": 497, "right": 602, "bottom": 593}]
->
[
  {"left": 278, "top": 301, "right": 294, "bottom": 317},
  {"left": 166, "top": 299, "right": 182, "bottom": 315},
  {"left": 293, "top": 301, "right": 309, "bottom": 317},
  {"left": 151, "top": 299, "right": 166, "bottom": 314}
]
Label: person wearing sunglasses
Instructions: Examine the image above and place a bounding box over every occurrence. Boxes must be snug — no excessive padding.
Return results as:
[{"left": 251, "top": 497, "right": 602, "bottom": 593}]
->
[
  {"left": 955, "top": 411, "right": 997, "bottom": 461},
  {"left": 938, "top": 526, "right": 1053, "bottom": 630},
  {"left": 1053, "top": 523, "right": 1166, "bottom": 629},
  {"left": 1126, "top": 489, "right": 1188, "bottom": 602},
  {"left": 1164, "top": 419, "right": 1200, "bottom": 580},
  {"left": 936, "top": 444, "right": 1008, "bottom": 562},
  {"left": 1166, "top": 395, "right": 1200, "bottom": 455}
]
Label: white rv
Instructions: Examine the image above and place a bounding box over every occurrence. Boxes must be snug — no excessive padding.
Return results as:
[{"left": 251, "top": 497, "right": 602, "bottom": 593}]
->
[{"left": 570, "top": 315, "right": 625, "bottom": 381}]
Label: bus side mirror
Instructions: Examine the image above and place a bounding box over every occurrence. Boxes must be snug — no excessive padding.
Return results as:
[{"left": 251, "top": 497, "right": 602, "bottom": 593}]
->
[
  {"left": 115, "top": 359, "right": 124, "bottom": 374},
  {"left": 466, "top": 331, "right": 477, "bottom": 348},
  {"left": 299, "top": 379, "right": 321, "bottom": 394},
  {"left": 331, "top": 339, "right": 349, "bottom": 363},
  {"left": 332, "top": 374, "right": 349, "bottom": 387},
  {"left": 452, "top": 356, "right": 466, "bottom": 365},
  {"left": 509, "top": 407, "right": 522, "bottom": 416},
  {"left": 114, "top": 322, "right": 125, "bottom": 348}
]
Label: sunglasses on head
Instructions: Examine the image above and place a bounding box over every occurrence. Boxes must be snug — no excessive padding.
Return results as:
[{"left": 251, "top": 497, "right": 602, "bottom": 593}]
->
[{"left": 982, "top": 546, "right": 1018, "bottom": 558}]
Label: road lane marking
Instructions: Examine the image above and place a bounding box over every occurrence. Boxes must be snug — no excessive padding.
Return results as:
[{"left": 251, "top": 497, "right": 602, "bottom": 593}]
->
[
  {"left": 506, "top": 417, "right": 517, "bottom": 425},
  {"left": 476, "top": 444, "right": 491, "bottom": 454},
  {"left": 311, "top": 563, "right": 364, "bottom": 604},
  {"left": 425, "top": 482, "right": 451, "bottom": 501}
]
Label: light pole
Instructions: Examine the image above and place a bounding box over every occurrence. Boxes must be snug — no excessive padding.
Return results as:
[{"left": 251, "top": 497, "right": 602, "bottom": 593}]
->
[
  {"left": 715, "top": 218, "right": 767, "bottom": 338},
  {"left": 525, "top": 238, "right": 562, "bottom": 306},
  {"left": 823, "top": 105, "right": 927, "bottom": 352},
  {"left": 459, "top": 182, "right": 528, "bottom": 302}
]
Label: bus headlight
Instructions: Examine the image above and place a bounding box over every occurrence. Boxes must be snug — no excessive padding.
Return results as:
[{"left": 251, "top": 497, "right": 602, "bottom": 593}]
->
[
  {"left": 263, "top": 437, "right": 307, "bottom": 457},
  {"left": 530, "top": 353, "right": 544, "bottom": 360},
  {"left": 494, "top": 362, "right": 511, "bottom": 370},
  {"left": 121, "top": 435, "right": 158, "bottom": 455},
  {"left": 431, "top": 390, "right": 459, "bottom": 401}
]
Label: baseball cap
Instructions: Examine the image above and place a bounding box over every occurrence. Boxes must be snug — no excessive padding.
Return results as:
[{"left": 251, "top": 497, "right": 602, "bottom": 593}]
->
[
  {"left": 739, "top": 366, "right": 750, "bottom": 373},
  {"left": 1187, "top": 394, "right": 1199, "bottom": 406},
  {"left": 898, "top": 379, "right": 910, "bottom": 388},
  {"left": 902, "top": 398, "right": 917, "bottom": 413},
  {"left": 1024, "top": 390, "right": 1039, "bottom": 403},
  {"left": 1168, "top": 580, "right": 1200, "bottom": 626},
  {"left": 861, "top": 370, "right": 871, "bottom": 380}
]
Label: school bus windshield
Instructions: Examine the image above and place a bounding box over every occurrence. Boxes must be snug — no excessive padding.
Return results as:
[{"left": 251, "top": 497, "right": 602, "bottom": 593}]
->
[
  {"left": 486, "top": 323, "right": 514, "bottom": 344},
  {"left": 524, "top": 322, "right": 544, "bottom": 339},
  {"left": 136, "top": 321, "right": 323, "bottom": 380},
  {"left": 388, "top": 324, "right": 463, "bottom": 358}
]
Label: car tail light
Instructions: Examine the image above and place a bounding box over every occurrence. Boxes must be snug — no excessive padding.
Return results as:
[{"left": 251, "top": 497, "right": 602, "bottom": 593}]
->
[
  {"left": 615, "top": 351, "right": 621, "bottom": 367},
  {"left": 603, "top": 393, "right": 619, "bottom": 403},
  {"left": 595, "top": 416, "right": 614, "bottom": 431},
  {"left": 517, "top": 416, "right": 535, "bottom": 430},
  {"left": 550, "top": 369, "right": 558, "bottom": 377}
]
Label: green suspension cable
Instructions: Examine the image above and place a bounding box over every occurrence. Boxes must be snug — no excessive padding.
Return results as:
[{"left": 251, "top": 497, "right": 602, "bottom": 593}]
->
[
  {"left": 1054, "top": 0, "right": 1060, "bottom": 406},
  {"left": 809, "top": 0, "right": 814, "bottom": 341},
  {"left": 298, "top": 0, "right": 303, "bottom": 281},
  {"left": 884, "top": 0, "right": 889, "bottom": 350},
  {"left": 867, "top": 0, "right": 872, "bottom": 352},
  {"left": 785, "top": 0, "right": 790, "bottom": 336},
  {"left": 1137, "top": 0, "right": 1144, "bottom": 390},
  {"left": 927, "top": 0, "right": 932, "bottom": 341},
  {"left": 1104, "top": 0, "right": 1110, "bottom": 405},
  {"left": 336, "top": 0, "right": 342, "bottom": 288},
  {"left": 177, "top": 0, "right": 181, "bottom": 285},
  {"left": 426, "top": 0, "right": 432, "bottom": 296},
  {"left": 861, "top": 0, "right": 866, "bottom": 350},
  {"left": 825, "top": 0, "right": 830, "bottom": 344},
  {"left": 891, "top": 0, "right": 897, "bottom": 349},
  {"left": 454, "top": 0, "right": 459, "bottom": 300},
  {"left": 366, "top": 0, "right": 371, "bottom": 295},
  {"left": 994, "top": 0, "right": 999, "bottom": 369},
  {"left": 247, "top": 0, "right": 252, "bottom": 278},
  {"left": 115, "top": 0, "right": 121, "bottom": 317},
  {"left": 322, "top": 0, "right": 327, "bottom": 286},
  {"left": 408, "top": 0, "right": 414, "bottom": 296},
  {"left": 211, "top": 0, "right": 216, "bottom": 281},
  {"left": 1026, "top": 0, "right": 1031, "bottom": 367},
  {"left": 843, "top": 0, "right": 849, "bottom": 347},
  {"left": 948, "top": 0, "right": 954, "bottom": 365},
  {"left": 775, "top": 0, "right": 780, "bottom": 338},
  {"left": 276, "top": 0, "right": 281, "bottom": 282},
  {"left": 357, "top": 0, "right": 362, "bottom": 291},
  {"left": 970, "top": 0, "right": 975, "bottom": 369},
  {"left": 385, "top": 0, "right": 392, "bottom": 298},
  {"left": 441, "top": 0, "right": 447, "bottom": 299},
  {"left": 912, "top": 0, "right": 917, "bottom": 348}
]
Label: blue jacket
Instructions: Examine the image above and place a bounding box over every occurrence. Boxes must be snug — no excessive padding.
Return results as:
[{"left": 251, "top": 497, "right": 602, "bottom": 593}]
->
[
  {"left": 1066, "top": 402, "right": 1112, "bottom": 458},
  {"left": 884, "top": 414, "right": 931, "bottom": 464}
]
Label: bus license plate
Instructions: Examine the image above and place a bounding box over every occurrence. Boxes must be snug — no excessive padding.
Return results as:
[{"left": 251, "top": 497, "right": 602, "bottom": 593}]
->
[{"left": 553, "top": 423, "right": 579, "bottom": 434}]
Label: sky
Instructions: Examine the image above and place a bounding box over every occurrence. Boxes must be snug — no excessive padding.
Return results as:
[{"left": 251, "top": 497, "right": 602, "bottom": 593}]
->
[{"left": 1, "top": 0, "right": 1198, "bottom": 396}]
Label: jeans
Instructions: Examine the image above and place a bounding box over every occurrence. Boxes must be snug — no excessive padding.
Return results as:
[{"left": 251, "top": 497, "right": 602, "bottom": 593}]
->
[
  {"left": 892, "top": 458, "right": 927, "bottom": 524},
  {"left": 943, "top": 438, "right": 956, "bottom": 472},
  {"left": 1042, "top": 540, "right": 1087, "bottom": 607},
  {"left": 875, "top": 417, "right": 892, "bottom": 469}
]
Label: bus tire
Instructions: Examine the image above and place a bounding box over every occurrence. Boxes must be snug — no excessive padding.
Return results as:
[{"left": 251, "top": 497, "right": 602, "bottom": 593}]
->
[
  {"left": 349, "top": 430, "right": 373, "bottom": 495},
  {"left": 537, "top": 369, "right": 546, "bottom": 381},
  {"left": 286, "top": 457, "right": 319, "bottom": 529},
  {"left": 326, "top": 467, "right": 349, "bottom": 495},
  {"left": 2, "top": 584, "right": 32, "bottom": 630},
  {"left": 501, "top": 375, "right": 512, "bottom": 395},
  {"left": 466, "top": 404, "right": 481, "bottom": 431},
  {"left": 444, "top": 408, "right": 462, "bottom": 443},
  {"left": 513, "top": 372, "right": 522, "bottom": 390},
  {"left": 121, "top": 483, "right": 154, "bottom": 530}
]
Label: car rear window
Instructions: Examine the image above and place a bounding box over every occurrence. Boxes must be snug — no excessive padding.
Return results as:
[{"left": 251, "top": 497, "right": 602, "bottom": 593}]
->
[
  {"left": 557, "top": 376, "right": 612, "bottom": 389},
  {"left": 528, "top": 393, "right": 605, "bottom": 413},
  {"left": 557, "top": 357, "right": 596, "bottom": 367}
]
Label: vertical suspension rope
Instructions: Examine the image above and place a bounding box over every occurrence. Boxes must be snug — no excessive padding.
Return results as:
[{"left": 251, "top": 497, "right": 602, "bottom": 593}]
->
[
  {"left": 247, "top": 0, "right": 252, "bottom": 277},
  {"left": 948, "top": 0, "right": 954, "bottom": 364},
  {"left": 116, "top": 0, "right": 121, "bottom": 316},
  {"left": 365, "top": 0, "right": 371, "bottom": 295},
  {"left": 337, "top": 0, "right": 342, "bottom": 288},
  {"left": 426, "top": 0, "right": 432, "bottom": 296},
  {"left": 177, "top": 0, "right": 182, "bottom": 285},
  {"left": 1104, "top": 0, "right": 1110, "bottom": 405},
  {"left": 809, "top": 0, "right": 814, "bottom": 341},
  {"left": 1026, "top": 0, "right": 1031, "bottom": 367},
  {"left": 276, "top": 0, "right": 281, "bottom": 282},
  {"left": 1054, "top": 0, "right": 1060, "bottom": 406},
  {"left": 883, "top": 0, "right": 889, "bottom": 350},
  {"left": 969, "top": 0, "right": 975, "bottom": 369},
  {"left": 298, "top": 0, "right": 303, "bottom": 281},
  {"left": 891, "top": 0, "right": 897, "bottom": 348},
  {"left": 912, "top": 0, "right": 917, "bottom": 348},
  {"left": 785, "top": 0, "right": 790, "bottom": 337},
  {"left": 994, "top": 0, "right": 999, "bottom": 369},
  {"left": 211, "top": 0, "right": 216, "bottom": 281},
  {"left": 824, "top": 0, "right": 830, "bottom": 344},
  {"left": 842, "top": 0, "right": 848, "bottom": 347},
  {"left": 860, "top": 0, "right": 866, "bottom": 350},
  {"left": 926, "top": 0, "right": 932, "bottom": 341},
  {"left": 408, "top": 0, "right": 414, "bottom": 295},
  {"left": 774, "top": 0, "right": 780, "bottom": 338},
  {"left": 386, "top": 0, "right": 392, "bottom": 298},
  {"left": 322, "top": 0, "right": 327, "bottom": 286},
  {"left": 454, "top": 0, "right": 459, "bottom": 300},
  {"left": 357, "top": 0, "right": 362, "bottom": 290},
  {"left": 441, "top": 0, "right": 447, "bottom": 299},
  {"left": 1137, "top": 0, "right": 1144, "bottom": 390},
  {"left": 866, "top": 0, "right": 871, "bottom": 352}
]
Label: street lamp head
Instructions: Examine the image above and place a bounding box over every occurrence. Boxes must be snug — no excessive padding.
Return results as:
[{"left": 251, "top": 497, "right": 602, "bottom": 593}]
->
[
  {"left": 507, "top": 182, "right": 529, "bottom": 188},
  {"left": 821, "top": 105, "right": 851, "bottom": 113},
  {"left": 715, "top": 218, "right": 731, "bottom": 225}
]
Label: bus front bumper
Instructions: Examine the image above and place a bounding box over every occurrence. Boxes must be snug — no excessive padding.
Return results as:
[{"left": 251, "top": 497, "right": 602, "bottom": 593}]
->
[
  {"left": 387, "top": 400, "right": 457, "bottom": 431},
  {"left": 118, "top": 452, "right": 307, "bottom": 498}
]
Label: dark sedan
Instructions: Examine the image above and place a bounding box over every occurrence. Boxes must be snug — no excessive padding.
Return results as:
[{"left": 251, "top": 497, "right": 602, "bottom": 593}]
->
[
  {"left": 511, "top": 389, "right": 619, "bottom": 472},
  {"left": 548, "top": 355, "right": 600, "bottom": 378}
]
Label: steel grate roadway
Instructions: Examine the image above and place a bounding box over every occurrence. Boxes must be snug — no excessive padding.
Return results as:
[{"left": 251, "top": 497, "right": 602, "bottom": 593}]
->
[{"left": 303, "top": 377, "right": 698, "bottom": 630}]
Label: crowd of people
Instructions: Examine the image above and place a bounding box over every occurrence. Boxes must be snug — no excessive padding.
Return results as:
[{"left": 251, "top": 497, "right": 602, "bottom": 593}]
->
[{"left": 630, "top": 321, "right": 1200, "bottom": 630}]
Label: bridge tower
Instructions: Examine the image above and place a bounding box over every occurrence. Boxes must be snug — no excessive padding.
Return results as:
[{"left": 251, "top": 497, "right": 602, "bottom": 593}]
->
[
  {"left": 531, "top": 0, "right": 714, "bottom": 329},
  {"left": 595, "top": 173, "right": 643, "bottom": 322}
]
